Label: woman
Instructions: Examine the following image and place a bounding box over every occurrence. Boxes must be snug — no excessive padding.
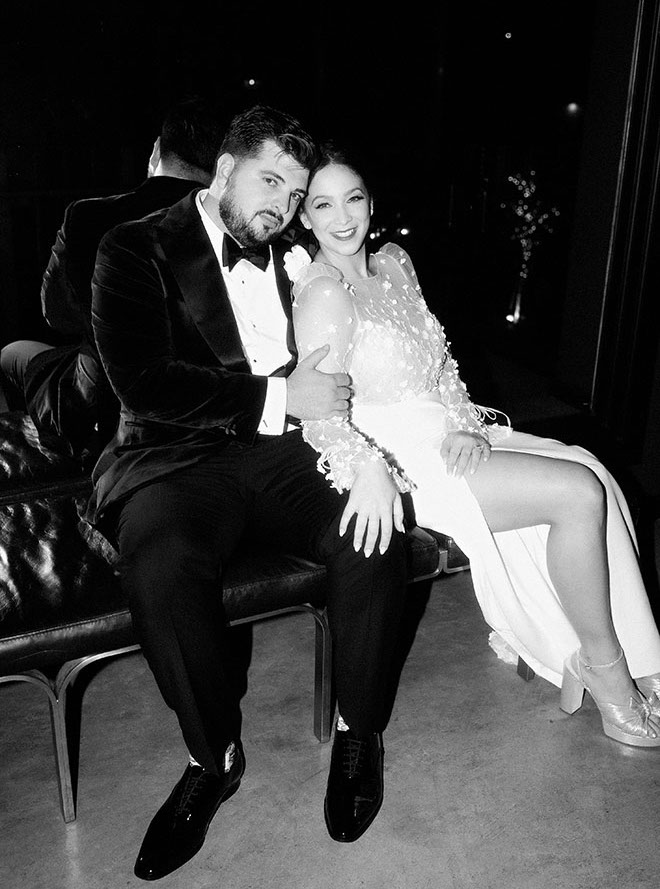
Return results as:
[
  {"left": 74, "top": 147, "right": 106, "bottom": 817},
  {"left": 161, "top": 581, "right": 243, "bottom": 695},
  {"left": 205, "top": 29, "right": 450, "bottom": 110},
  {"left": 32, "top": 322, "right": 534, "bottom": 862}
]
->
[{"left": 285, "top": 144, "right": 660, "bottom": 748}]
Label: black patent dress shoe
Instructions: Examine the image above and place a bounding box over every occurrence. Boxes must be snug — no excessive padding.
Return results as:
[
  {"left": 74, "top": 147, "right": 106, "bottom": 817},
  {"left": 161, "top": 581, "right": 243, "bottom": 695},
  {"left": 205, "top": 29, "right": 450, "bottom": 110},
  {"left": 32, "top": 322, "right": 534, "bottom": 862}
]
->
[
  {"left": 324, "top": 729, "right": 384, "bottom": 842},
  {"left": 134, "top": 742, "right": 245, "bottom": 881}
]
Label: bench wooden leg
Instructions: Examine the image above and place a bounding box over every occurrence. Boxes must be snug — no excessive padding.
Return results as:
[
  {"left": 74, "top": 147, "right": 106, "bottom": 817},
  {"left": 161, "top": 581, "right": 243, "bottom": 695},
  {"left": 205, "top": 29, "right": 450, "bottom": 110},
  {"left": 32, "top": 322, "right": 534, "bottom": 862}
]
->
[
  {"left": 233, "top": 605, "right": 334, "bottom": 743},
  {"left": 2, "top": 610, "right": 331, "bottom": 824},
  {"left": 50, "top": 648, "right": 140, "bottom": 821},
  {"left": 1, "top": 670, "right": 77, "bottom": 822},
  {"left": 312, "top": 609, "right": 334, "bottom": 742},
  {"left": 517, "top": 656, "right": 536, "bottom": 681},
  {"left": 48, "top": 678, "right": 76, "bottom": 822},
  {"left": 1, "top": 646, "right": 141, "bottom": 822}
]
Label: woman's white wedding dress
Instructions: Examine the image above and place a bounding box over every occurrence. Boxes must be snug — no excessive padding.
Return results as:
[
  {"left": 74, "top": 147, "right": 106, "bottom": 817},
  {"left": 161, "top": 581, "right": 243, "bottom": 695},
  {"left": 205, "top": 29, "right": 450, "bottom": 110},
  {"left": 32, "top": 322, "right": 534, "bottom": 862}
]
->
[{"left": 291, "top": 243, "right": 660, "bottom": 686}]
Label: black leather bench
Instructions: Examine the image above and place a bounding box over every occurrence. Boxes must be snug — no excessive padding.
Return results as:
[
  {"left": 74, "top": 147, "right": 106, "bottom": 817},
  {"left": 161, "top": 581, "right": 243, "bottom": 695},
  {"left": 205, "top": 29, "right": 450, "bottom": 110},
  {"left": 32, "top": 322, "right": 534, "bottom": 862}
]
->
[{"left": 0, "top": 411, "right": 445, "bottom": 822}]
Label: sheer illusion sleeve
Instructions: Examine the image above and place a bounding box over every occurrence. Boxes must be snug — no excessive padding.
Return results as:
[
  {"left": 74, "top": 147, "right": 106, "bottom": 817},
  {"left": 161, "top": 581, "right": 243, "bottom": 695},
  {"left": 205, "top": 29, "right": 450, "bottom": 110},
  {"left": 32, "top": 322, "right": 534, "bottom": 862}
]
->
[
  {"left": 437, "top": 345, "right": 491, "bottom": 439},
  {"left": 379, "top": 243, "right": 491, "bottom": 441},
  {"left": 292, "top": 266, "right": 414, "bottom": 493}
]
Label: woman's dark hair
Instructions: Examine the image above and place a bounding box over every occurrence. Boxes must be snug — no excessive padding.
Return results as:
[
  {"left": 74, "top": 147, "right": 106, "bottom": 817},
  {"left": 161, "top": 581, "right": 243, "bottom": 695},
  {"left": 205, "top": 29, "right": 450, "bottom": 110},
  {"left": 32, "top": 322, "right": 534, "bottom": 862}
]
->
[
  {"left": 309, "top": 141, "right": 371, "bottom": 196},
  {"left": 219, "top": 104, "right": 318, "bottom": 171}
]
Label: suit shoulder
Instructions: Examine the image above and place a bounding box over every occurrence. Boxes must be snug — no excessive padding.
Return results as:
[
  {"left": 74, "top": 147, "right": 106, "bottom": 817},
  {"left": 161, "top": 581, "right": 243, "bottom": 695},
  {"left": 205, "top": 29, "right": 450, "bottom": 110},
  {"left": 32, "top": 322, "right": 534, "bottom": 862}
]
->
[
  {"left": 65, "top": 180, "right": 197, "bottom": 239},
  {"left": 61, "top": 190, "right": 141, "bottom": 250},
  {"left": 97, "top": 211, "right": 165, "bottom": 255},
  {"left": 64, "top": 190, "right": 135, "bottom": 224}
]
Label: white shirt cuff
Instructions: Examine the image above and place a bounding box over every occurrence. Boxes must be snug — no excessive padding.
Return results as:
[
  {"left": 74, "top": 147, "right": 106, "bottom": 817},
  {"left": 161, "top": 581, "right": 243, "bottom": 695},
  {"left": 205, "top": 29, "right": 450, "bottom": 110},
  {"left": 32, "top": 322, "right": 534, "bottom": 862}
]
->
[{"left": 258, "top": 377, "right": 287, "bottom": 435}]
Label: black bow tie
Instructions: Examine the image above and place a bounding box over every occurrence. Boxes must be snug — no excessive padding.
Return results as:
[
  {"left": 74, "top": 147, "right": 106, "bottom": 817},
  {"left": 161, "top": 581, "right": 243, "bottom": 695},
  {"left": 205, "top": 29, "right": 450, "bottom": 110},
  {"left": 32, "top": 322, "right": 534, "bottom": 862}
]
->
[{"left": 222, "top": 235, "right": 270, "bottom": 272}]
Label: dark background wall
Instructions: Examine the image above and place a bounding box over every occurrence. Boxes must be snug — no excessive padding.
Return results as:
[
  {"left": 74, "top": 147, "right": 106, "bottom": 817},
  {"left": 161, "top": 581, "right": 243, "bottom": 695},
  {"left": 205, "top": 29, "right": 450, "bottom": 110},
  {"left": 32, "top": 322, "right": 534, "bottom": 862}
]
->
[
  {"left": 5, "top": 0, "right": 660, "bottom": 517},
  {"left": 0, "top": 1, "right": 596, "bottom": 378},
  {"left": 2, "top": 0, "right": 659, "bottom": 614},
  {"left": 558, "top": 0, "right": 660, "bottom": 508}
]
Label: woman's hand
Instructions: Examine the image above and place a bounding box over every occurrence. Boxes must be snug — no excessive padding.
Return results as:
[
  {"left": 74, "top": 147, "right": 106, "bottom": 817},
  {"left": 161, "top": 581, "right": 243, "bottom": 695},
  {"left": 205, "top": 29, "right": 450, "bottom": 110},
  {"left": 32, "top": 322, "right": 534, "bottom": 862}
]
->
[
  {"left": 440, "top": 430, "right": 491, "bottom": 478},
  {"left": 339, "top": 460, "right": 405, "bottom": 557}
]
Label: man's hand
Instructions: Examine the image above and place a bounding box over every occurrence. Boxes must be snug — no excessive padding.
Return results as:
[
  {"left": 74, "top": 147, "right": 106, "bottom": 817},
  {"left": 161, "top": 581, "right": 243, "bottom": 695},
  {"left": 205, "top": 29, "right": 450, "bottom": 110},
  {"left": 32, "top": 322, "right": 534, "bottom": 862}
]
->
[
  {"left": 339, "top": 460, "right": 404, "bottom": 557},
  {"left": 286, "top": 345, "right": 352, "bottom": 420}
]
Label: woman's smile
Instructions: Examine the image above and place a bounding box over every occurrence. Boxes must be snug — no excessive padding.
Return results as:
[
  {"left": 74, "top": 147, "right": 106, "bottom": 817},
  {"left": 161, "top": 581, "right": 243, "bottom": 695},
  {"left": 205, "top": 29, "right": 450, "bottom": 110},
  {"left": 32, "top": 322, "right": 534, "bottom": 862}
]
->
[{"left": 331, "top": 227, "right": 358, "bottom": 240}]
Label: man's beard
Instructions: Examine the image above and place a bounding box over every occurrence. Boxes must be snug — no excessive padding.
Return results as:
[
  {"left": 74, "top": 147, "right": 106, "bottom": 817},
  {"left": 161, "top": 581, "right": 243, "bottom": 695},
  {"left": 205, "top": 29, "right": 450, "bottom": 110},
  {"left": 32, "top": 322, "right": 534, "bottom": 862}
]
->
[{"left": 217, "top": 188, "right": 284, "bottom": 248}]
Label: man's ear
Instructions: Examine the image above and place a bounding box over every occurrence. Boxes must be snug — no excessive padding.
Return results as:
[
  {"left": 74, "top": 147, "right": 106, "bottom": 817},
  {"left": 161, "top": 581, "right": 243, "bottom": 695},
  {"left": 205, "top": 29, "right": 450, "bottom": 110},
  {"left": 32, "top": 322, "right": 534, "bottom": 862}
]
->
[
  {"left": 210, "top": 153, "right": 235, "bottom": 194},
  {"left": 299, "top": 209, "right": 312, "bottom": 230},
  {"left": 370, "top": 196, "right": 374, "bottom": 216}
]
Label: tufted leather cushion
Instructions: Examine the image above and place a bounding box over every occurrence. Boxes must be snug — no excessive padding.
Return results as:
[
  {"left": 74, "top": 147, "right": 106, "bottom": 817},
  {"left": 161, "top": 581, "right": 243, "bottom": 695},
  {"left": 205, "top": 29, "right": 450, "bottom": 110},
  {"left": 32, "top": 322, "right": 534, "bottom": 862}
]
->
[{"left": 0, "top": 412, "right": 84, "bottom": 497}]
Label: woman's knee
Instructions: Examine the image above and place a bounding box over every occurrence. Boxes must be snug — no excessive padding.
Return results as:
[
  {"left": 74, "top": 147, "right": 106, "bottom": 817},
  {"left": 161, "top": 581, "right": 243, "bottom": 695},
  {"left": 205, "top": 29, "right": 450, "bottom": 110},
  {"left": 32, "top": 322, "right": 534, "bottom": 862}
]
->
[{"left": 555, "top": 463, "right": 606, "bottom": 523}]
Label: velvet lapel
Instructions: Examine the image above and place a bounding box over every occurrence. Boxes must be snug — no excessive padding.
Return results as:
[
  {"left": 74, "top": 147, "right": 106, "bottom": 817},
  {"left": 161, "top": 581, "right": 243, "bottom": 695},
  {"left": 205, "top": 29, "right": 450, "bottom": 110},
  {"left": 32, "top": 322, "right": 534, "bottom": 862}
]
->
[{"left": 156, "top": 192, "right": 250, "bottom": 373}]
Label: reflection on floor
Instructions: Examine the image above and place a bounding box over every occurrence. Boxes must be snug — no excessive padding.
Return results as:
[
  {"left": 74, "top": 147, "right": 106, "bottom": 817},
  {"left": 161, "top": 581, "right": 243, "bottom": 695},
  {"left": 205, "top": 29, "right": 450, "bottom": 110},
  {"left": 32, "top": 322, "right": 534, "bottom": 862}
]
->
[{"left": 1, "top": 563, "right": 658, "bottom": 889}]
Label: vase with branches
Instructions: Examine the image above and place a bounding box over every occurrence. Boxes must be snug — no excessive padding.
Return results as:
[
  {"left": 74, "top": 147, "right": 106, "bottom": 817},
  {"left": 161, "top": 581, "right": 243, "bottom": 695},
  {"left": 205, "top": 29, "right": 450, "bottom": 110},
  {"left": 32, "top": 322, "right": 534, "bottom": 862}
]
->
[{"left": 500, "top": 171, "right": 560, "bottom": 326}]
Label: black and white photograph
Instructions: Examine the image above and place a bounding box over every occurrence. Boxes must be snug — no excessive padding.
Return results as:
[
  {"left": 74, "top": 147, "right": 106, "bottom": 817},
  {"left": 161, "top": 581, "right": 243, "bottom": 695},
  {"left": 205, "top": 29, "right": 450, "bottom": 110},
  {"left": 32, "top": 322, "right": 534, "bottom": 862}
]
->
[{"left": 1, "top": 2, "right": 658, "bottom": 887}]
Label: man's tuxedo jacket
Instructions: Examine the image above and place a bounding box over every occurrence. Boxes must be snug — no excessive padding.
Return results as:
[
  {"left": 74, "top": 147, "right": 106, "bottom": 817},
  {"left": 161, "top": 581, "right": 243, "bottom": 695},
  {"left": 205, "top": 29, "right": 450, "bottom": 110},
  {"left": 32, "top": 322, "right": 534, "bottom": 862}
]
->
[
  {"left": 25, "top": 176, "right": 204, "bottom": 455},
  {"left": 86, "top": 189, "right": 303, "bottom": 526}
]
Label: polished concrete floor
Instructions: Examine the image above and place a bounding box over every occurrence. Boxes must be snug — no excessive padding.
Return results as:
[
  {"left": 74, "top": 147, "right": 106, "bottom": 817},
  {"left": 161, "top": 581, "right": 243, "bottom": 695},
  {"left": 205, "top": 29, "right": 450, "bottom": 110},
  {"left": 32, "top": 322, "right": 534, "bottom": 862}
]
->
[
  {"left": 1, "top": 559, "right": 659, "bottom": 889},
  {"left": 2, "top": 355, "right": 659, "bottom": 889}
]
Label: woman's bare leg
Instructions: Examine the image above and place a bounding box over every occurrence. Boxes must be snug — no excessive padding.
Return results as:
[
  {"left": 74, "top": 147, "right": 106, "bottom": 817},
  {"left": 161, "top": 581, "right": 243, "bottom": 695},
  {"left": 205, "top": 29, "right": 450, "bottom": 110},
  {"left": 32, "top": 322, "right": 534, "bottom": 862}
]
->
[{"left": 465, "top": 450, "right": 638, "bottom": 703}]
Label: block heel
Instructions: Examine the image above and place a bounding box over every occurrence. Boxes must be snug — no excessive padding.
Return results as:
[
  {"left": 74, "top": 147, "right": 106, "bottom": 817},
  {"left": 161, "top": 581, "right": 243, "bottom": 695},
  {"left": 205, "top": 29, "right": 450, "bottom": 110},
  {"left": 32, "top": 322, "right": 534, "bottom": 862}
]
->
[
  {"left": 560, "top": 649, "right": 660, "bottom": 748},
  {"left": 560, "top": 656, "right": 586, "bottom": 714}
]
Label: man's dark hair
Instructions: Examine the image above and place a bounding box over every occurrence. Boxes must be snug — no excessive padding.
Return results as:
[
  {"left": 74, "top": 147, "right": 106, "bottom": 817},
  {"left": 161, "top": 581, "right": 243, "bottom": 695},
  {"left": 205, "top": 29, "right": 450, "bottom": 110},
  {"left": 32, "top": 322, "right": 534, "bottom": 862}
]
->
[
  {"left": 219, "top": 104, "right": 318, "bottom": 171},
  {"left": 159, "top": 96, "right": 230, "bottom": 175}
]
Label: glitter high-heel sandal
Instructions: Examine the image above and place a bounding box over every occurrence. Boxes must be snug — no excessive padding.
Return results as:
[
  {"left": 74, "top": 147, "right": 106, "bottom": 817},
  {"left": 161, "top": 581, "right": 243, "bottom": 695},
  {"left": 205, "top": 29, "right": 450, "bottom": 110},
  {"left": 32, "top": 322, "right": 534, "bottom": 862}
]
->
[
  {"left": 560, "top": 649, "right": 660, "bottom": 747},
  {"left": 636, "top": 674, "right": 660, "bottom": 718}
]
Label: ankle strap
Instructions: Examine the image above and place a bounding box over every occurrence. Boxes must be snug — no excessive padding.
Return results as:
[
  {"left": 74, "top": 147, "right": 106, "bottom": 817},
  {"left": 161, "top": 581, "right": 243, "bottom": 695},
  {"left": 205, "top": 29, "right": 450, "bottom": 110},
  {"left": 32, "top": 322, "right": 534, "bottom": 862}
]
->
[{"left": 579, "top": 647, "right": 624, "bottom": 671}]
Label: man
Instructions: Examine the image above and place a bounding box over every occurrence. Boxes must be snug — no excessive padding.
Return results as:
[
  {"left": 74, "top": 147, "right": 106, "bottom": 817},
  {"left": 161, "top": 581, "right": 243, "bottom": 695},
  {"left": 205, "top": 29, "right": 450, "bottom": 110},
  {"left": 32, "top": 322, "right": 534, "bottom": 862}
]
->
[
  {"left": 0, "top": 95, "right": 228, "bottom": 460},
  {"left": 86, "top": 104, "right": 407, "bottom": 880}
]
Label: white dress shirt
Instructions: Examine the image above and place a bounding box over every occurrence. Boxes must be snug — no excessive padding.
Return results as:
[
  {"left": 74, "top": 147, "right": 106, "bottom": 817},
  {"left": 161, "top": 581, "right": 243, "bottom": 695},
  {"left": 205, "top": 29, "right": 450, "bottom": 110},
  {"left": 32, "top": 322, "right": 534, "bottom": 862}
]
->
[{"left": 196, "top": 190, "right": 289, "bottom": 435}]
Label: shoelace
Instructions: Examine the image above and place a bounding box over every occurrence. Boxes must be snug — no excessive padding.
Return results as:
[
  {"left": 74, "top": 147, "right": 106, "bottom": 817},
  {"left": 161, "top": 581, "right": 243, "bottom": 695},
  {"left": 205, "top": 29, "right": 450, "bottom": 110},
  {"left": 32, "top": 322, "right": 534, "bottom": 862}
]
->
[
  {"left": 174, "top": 768, "right": 210, "bottom": 815},
  {"left": 339, "top": 736, "right": 368, "bottom": 779}
]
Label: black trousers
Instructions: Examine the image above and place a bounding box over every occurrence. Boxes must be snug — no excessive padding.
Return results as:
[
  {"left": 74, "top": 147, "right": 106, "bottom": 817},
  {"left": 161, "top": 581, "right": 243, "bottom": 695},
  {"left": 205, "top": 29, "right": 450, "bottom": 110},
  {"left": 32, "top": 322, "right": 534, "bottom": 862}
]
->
[{"left": 112, "top": 430, "right": 407, "bottom": 774}]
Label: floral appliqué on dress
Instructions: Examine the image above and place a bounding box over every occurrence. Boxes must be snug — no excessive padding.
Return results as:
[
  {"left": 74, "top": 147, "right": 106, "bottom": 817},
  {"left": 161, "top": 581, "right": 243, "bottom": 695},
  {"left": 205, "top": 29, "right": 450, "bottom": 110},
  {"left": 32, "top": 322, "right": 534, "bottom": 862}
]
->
[{"left": 290, "top": 243, "right": 499, "bottom": 492}]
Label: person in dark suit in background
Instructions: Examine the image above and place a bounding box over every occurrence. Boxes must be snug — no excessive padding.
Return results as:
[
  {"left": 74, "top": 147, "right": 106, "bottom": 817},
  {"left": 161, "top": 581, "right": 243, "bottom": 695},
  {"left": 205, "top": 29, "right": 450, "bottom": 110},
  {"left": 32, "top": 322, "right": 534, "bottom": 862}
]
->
[
  {"left": 86, "top": 103, "right": 407, "bottom": 880},
  {"left": 0, "top": 95, "right": 228, "bottom": 460}
]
